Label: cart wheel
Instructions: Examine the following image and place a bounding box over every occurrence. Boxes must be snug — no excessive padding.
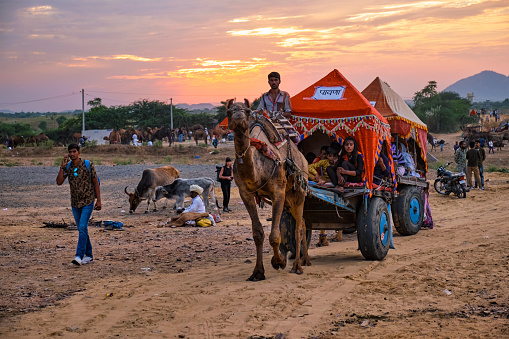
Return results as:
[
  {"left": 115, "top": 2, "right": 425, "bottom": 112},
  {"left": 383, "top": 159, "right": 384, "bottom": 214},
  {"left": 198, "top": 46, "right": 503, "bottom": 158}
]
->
[
  {"left": 392, "top": 186, "right": 424, "bottom": 235},
  {"left": 357, "top": 197, "right": 390, "bottom": 260},
  {"left": 279, "top": 209, "right": 311, "bottom": 259}
]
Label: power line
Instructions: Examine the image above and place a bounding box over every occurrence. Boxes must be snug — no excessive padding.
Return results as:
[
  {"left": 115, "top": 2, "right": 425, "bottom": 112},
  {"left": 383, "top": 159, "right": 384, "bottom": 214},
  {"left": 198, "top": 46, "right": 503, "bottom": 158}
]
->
[
  {"left": 84, "top": 93, "right": 130, "bottom": 104},
  {"left": 0, "top": 92, "right": 78, "bottom": 108},
  {"left": 86, "top": 90, "right": 259, "bottom": 97}
]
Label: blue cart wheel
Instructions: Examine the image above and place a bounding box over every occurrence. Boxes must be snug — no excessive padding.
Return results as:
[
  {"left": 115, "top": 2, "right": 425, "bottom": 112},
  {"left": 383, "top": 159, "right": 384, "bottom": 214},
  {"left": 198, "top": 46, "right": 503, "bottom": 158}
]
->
[
  {"left": 409, "top": 196, "right": 421, "bottom": 225},
  {"left": 380, "top": 210, "right": 389, "bottom": 246},
  {"left": 392, "top": 186, "right": 424, "bottom": 236},
  {"left": 357, "top": 197, "right": 390, "bottom": 260}
]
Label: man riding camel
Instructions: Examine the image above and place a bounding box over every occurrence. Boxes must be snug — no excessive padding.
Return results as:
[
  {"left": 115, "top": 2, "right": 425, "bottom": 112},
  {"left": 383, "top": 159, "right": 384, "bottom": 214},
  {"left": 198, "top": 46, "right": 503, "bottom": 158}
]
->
[{"left": 256, "top": 72, "right": 299, "bottom": 143}]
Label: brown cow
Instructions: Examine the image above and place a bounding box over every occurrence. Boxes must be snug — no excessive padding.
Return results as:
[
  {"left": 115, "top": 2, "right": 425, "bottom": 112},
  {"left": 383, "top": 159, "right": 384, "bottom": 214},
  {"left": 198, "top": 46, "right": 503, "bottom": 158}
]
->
[{"left": 125, "top": 165, "right": 180, "bottom": 213}]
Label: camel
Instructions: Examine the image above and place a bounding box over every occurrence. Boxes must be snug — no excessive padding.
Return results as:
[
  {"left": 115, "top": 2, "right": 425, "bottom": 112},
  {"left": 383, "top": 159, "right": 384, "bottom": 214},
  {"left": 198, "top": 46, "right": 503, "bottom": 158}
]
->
[
  {"left": 226, "top": 99, "right": 310, "bottom": 281},
  {"left": 210, "top": 125, "right": 227, "bottom": 141},
  {"left": 427, "top": 132, "right": 437, "bottom": 152},
  {"left": 194, "top": 129, "right": 208, "bottom": 145},
  {"left": 106, "top": 130, "right": 121, "bottom": 144}
]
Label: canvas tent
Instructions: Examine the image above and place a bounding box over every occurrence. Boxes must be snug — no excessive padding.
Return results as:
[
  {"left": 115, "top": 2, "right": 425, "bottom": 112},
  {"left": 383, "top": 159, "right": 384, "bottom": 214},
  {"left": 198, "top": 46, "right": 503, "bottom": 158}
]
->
[
  {"left": 289, "top": 69, "right": 393, "bottom": 190},
  {"left": 361, "top": 77, "right": 428, "bottom": 172}
]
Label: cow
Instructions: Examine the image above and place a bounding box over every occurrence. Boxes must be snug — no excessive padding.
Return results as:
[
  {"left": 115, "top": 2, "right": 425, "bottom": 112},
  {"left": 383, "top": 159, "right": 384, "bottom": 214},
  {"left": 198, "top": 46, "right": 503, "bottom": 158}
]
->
[
  {"left": 153, "top": 177, "right": 219, "bottom": 211},
  {"left": 124, "top": 165, "right": 180, "bottom": 214}
]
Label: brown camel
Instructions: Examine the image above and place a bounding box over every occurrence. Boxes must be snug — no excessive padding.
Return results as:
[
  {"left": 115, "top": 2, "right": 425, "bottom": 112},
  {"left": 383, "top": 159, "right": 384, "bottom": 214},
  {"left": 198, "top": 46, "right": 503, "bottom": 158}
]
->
[
  {"left": 210, "top": 125, "right": 226, "bottom": 141},
  {"left": 193, "top": 129, "right": 208, "bottom": 145},
  {"left": 226, "top": 99, "right": 310, "bottom": 281},
  {"left": 108, "top": 130, "right": 121, "bottom": 144}
]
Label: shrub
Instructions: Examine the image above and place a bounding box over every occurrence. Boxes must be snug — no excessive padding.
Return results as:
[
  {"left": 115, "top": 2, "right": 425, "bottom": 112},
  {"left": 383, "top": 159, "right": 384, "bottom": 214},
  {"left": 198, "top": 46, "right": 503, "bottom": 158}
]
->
[
  {"left": 153, "top": 140, "right": 163, "bottom": 148},
  {"left": 486, "top": 166, "right": 509, "bottom": 173},
  {"left": 0, "top": 158, "right": 19, "bottom": 167},
  {"left": 38, "top": 140, "right": 54, "bottom": 149},
  {"left": 114, "top": 157, "right": 141, "bottom": 165},
  {"left": 211, "top": 149, "right": 219, "bottom": 154},
  {"left": 157, "top": 155, "right": 173, "bottom": 164}
]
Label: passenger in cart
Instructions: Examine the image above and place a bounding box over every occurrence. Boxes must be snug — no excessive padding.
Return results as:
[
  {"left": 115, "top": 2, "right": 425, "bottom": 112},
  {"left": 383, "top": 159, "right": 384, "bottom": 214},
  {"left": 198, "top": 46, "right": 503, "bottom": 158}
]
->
[{"left": 327, "top": 136, "right": 364, "bottom": 192}]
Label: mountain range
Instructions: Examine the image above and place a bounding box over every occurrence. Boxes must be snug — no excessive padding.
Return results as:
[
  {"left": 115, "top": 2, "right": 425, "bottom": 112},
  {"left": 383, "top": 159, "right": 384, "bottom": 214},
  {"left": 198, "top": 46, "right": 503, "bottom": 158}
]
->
[
  {"left": 175, "top": 103, "right": 217, "bottom": 110},
  {"left": 443, "top": 70, "right": 509, "bottom": 102}
]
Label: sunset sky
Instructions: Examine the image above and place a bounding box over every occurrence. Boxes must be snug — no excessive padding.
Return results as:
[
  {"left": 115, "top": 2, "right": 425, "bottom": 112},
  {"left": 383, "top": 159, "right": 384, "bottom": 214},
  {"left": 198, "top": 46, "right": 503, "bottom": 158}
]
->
[{"left": 1, "top": 0, "right": 508, "bottom": 112}]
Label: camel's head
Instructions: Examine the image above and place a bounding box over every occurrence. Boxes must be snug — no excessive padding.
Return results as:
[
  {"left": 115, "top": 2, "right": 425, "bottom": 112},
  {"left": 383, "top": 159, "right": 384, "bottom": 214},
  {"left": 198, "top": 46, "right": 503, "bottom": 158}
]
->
[{"left": 226, "top": 99, "right": 251, "bottom": 131}]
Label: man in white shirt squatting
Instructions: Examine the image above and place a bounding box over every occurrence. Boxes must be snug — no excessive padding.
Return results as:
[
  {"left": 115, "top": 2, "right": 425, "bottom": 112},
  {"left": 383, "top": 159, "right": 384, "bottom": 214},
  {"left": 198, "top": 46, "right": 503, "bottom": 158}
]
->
[{"left": 168, "top": 185, "right": 208, "bottom": 227}]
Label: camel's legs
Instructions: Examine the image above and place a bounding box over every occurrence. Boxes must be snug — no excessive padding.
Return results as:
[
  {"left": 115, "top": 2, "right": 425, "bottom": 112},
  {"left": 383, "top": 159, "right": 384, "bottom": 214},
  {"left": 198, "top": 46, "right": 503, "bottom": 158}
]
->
[
  {"left": 288, "top": 203, "right": 308, "bottom": 274},
  {"left": 239, "top": 189, "right": 265, "bottom": 281},
  {"left": 269, "top": 193, "right": 286, "bottom": 270}
]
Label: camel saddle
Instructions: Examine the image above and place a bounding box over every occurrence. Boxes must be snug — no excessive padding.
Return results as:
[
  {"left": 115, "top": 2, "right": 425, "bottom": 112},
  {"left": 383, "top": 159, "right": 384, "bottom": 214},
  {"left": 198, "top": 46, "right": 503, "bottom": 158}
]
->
[{"left": 250, "top": 113, "right": 300, "bottom": 147}]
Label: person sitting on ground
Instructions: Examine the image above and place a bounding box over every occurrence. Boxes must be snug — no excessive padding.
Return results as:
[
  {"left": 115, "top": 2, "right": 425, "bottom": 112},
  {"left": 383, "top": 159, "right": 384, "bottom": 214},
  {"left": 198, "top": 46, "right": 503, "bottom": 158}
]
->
[
  {"left": 327, "top": 136, "right": 364, "bottom": 191},
  {"left": 308, "top": 141, "right": 341, "bottom": 186},
  {"left": 169, "top": 185, "right": 208, "bottom": 227}
]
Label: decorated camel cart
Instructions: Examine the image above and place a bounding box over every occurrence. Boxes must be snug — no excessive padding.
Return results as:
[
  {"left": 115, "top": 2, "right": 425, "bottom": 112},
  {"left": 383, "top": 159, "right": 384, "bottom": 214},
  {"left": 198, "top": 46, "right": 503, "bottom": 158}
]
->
[
  {"left": 361, "top": 77, "right": 430, "bottom": 235},
  {"left": 280, "top": 69, "right": 427, "bottom": 261}
]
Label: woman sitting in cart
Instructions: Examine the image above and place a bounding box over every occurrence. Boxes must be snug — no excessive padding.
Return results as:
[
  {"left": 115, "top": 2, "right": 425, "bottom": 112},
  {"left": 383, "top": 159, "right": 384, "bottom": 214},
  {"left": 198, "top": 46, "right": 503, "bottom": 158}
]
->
[{"left": 326, "top": 136, "right": 364, "bottom": 192}]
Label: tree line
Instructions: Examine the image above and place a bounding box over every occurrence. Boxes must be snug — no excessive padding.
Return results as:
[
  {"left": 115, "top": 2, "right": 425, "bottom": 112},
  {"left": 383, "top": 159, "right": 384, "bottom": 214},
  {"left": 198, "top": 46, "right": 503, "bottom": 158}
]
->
[{"left": 412, "top": 81, "right": 475, "bottom": 133}]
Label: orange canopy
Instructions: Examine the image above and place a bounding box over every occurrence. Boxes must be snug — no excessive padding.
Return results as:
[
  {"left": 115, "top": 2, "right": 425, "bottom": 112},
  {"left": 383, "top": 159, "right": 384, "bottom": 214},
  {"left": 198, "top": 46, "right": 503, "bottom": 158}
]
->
[
  {"left": 219, "top": 117, "right": 228, "bottom": 128},
  {"left": 289, "top": 69, "right": 393, "bottom": 191},
  {"left": 361, "top": 77, "right": 428, "bottom": 172},
  {"left": 469, "top": 109, "right": 477, "bottom": 116}
]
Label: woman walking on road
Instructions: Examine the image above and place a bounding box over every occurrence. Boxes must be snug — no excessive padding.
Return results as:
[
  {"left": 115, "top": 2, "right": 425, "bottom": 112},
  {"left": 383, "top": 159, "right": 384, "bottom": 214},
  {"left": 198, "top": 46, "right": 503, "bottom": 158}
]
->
[{"left": 219, "top": 157, "right": 234, "bottom": 212}]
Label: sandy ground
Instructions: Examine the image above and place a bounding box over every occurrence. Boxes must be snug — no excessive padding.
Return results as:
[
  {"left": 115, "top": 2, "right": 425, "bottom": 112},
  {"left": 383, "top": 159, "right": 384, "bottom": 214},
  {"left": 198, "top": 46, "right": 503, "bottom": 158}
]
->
[{"left": 0, "top": 137, "right": 508, "bottom": 338}]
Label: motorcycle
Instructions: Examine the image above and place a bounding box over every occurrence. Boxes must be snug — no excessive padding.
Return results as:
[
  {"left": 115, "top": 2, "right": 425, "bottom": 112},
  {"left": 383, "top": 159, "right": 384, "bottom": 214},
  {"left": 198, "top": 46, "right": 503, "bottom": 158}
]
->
[{"left": 434, "top": 162, "right": 467, "bottom": 198}]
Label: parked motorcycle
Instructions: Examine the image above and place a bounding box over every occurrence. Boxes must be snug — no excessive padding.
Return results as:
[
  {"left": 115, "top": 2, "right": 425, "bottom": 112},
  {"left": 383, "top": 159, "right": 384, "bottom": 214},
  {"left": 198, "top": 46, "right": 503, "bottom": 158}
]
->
[{"left": 434, "top": 162, "right": 467, "bottom": 198}]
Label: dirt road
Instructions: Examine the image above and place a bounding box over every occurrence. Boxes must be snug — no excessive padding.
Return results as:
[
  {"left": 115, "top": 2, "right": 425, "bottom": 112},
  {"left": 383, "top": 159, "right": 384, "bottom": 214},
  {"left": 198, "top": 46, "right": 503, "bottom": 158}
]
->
[{"left": 0, "top": 142, "right": 508, "bottom": 338}]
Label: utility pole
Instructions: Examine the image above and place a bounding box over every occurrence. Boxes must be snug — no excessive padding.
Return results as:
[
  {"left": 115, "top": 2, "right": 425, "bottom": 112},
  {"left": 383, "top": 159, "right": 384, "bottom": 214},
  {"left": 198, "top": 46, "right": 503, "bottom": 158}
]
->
[
  {"left": 81, "top": 89, "right": 85, "bottom": 136},
  {"left": 170, "top": 98, "right": 173, "bottom": 130}
]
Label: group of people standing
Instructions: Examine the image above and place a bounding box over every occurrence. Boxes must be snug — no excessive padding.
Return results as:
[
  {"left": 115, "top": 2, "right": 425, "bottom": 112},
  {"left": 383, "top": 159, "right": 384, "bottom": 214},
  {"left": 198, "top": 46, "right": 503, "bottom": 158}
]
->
[{"left": 454, "top": 140, "right": 486, "bottom": 190}]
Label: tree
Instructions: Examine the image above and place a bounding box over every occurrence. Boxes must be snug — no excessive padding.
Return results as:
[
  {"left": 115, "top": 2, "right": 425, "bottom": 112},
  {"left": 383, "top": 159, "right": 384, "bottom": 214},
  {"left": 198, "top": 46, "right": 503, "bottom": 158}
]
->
[
  {"left": 413, "top": 83, "right": 473, "bottom": 133},
  {"left": 38, "top": 121, "right": 48, "bottom": 131},
  {"left": 87, "top": 98, "right": 103, "bottom": 108},
  {"left": 56, "top": 116, "right": 67, "bottom": 127},
  {"left": 413, "top": 81, "right": 437, "bottom": 107}
]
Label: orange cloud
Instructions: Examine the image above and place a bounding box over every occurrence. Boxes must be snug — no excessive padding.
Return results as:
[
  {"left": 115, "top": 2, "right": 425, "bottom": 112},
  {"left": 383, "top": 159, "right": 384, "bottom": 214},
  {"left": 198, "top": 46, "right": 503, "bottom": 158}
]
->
[
  {"left": 228, "top": 27, "right": 311, "bottom": 36},
  {"left": 75, "top": 55, "right": 163, "bottom": 62}
]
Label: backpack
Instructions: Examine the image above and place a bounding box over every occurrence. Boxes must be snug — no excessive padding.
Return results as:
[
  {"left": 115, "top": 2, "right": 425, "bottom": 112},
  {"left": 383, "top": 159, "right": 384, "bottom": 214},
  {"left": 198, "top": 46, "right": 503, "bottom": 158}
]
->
[
  {"left": 216, "top": 165, "right": 222, "bottom": 181},
  {"left": 66, "top": 159, "right": 100, "bottom": 195}
]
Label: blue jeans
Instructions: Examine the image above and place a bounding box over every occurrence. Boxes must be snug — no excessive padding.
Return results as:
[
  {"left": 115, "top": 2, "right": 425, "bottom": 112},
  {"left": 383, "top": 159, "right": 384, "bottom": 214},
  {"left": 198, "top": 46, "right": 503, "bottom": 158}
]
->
[
  {"left": 475, "top": 165, "right": 484, "bottom": 187},
  {"left": 72, "top": 202, "right": 94, "bottom": 259}
]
